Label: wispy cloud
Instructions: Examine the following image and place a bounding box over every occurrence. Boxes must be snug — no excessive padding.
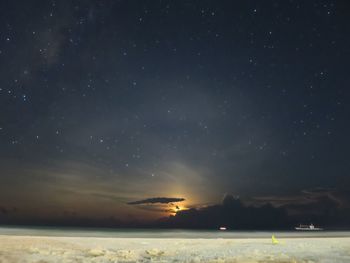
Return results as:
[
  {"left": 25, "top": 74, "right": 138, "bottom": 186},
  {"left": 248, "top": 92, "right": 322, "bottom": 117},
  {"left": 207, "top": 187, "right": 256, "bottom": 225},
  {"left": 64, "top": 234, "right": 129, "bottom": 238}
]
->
[{"left": 127, "top": 197, "right": 185, "bottom": 205}]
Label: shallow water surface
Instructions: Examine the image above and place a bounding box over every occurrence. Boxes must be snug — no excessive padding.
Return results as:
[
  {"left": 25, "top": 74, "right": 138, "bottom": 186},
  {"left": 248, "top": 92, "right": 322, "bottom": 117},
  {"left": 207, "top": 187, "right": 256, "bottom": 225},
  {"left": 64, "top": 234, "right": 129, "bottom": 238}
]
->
[{"left": 0, "top": 226, "right": 349, "bottom": 238}]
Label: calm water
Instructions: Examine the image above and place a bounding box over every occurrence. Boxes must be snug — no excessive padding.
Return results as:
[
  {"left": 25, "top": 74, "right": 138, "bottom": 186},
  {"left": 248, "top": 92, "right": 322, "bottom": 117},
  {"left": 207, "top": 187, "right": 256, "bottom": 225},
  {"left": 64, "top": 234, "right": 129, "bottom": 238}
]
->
[{"left": 0, "top": 226, "right": 349, "bottom": 238}]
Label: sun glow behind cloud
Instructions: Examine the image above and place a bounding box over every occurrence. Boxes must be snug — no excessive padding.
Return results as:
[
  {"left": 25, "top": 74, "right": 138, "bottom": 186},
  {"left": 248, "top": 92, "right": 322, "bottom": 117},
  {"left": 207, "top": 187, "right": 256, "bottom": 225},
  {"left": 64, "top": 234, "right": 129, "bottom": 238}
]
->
[{"left": 0, "top": 159, "right": 215, "bottom": 222}]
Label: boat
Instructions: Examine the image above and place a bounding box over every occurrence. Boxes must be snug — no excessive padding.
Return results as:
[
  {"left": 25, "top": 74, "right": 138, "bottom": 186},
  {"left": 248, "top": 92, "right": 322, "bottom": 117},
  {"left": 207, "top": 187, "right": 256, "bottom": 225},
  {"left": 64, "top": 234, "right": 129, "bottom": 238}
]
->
[
  {"left": 219, "top": 226, "right": 227, "bottom": 231},
  {"left": 295, "top": 224, "right": 323, "bottom": 231}
]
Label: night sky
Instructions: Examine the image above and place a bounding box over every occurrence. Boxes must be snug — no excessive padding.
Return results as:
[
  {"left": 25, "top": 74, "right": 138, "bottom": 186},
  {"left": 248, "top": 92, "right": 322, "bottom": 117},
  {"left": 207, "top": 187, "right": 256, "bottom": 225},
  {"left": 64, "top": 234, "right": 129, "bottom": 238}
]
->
[{"left": 0, "top": 1, "right": 349, "bottom": 226}]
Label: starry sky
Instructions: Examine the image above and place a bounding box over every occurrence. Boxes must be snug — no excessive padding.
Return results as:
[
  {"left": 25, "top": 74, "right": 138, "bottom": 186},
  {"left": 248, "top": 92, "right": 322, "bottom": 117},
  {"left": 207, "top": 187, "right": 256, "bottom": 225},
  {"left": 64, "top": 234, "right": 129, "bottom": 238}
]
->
[{"left": 0, "top": 0, "right": 349, "bottom": 225}]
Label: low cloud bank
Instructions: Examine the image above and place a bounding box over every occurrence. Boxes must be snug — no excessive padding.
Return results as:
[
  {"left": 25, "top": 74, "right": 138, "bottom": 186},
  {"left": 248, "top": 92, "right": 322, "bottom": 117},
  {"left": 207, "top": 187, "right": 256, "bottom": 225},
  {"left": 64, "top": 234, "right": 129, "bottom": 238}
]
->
[{"left": 157, "top": 192, "right": 350, "bottom": 229}]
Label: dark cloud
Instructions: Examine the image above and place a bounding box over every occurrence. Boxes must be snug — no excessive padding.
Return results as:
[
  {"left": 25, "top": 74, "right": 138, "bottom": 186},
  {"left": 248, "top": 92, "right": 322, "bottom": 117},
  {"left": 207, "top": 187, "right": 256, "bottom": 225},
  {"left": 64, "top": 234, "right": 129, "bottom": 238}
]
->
[
  {"left": 158, "top": 194, "right": 350, "bottom": 229},
  {"left": 252, "top": 188, "right": 350, "bottom": 211},
  {"left": 158, "top": 195, "right": 288, "bottom": 229},
  {"left": 127, "top": 197, "right": 185, "bottom": 205}
]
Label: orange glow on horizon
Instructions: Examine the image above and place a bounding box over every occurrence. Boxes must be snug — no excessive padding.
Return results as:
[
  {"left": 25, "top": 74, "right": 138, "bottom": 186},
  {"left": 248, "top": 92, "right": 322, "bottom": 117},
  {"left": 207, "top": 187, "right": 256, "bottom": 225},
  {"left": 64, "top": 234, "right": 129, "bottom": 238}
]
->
[{"left": 169, "top": 204, "right": 188, "bottom": 216}]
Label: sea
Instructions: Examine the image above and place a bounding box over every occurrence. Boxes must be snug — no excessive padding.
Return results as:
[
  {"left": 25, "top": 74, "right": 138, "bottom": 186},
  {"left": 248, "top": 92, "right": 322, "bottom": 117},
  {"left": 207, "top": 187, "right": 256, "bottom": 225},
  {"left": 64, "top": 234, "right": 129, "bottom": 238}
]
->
[{"left": 0, "top": 225, "right": 349, "bottom": 239}]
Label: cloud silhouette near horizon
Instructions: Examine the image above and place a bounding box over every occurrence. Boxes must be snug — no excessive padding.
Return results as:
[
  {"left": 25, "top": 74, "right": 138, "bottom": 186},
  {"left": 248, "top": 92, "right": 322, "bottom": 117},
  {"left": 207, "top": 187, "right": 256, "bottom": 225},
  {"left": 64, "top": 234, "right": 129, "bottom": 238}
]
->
[{"left": 127, "top": 197, "right": 185, "bottom": 205}]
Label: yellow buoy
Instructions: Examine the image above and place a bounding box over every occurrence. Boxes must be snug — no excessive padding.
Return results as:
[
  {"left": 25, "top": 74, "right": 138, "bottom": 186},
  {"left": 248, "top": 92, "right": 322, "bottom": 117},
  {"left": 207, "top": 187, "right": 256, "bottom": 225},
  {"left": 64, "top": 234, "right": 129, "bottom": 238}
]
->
[{"left": 272, "top": 234, "right": 279, "bottom": 244}]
